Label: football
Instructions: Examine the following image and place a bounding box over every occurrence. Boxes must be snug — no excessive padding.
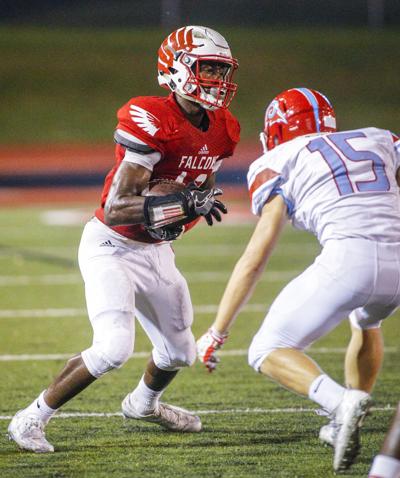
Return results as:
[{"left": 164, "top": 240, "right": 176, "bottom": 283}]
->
[{"left": 146, "top": 180, "right": 186, "bottom": 196}]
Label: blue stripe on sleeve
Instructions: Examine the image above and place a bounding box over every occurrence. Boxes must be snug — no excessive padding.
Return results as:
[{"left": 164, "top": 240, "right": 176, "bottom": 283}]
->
[{"left": 271, "top": 187, "right": 294, "bottom": 217}]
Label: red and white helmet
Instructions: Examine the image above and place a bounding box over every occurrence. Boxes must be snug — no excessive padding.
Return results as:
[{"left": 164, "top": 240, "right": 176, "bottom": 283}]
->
[
  {"left": 157, "top": 26, "right": 238, "bottom": 110},
  {"left": 260, "top": 88, "right": 337, "bottom": 152}
]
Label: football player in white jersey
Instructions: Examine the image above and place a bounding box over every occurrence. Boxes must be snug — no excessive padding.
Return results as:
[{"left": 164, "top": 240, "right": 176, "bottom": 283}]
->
[{"left": 197, "top": 87, "right": 400, "bottom": 472}]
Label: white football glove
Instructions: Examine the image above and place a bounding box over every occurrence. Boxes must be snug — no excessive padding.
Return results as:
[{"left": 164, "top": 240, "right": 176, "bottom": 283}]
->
[{"left": 196, "top": 327, "right": 228, "bottom": 373}]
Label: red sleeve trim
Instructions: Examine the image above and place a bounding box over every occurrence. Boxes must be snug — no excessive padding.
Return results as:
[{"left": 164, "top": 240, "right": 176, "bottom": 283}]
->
[{"left": 249, "top": 168, "right": 279, "bottom": 198}]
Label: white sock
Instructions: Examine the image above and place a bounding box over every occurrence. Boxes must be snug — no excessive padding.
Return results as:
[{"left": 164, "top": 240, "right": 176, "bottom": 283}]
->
[
  {"left": 369, "top": 454, "right": 400, "bottom": 478},
  {"left": 129, "top": 377, "right": 163, "bottom": 414},
  {"left": 308, "top": 374, "right": 345, "bottom": 413},
  {"left": 24, "top": 390, "right": 57, "bottom": 424}
]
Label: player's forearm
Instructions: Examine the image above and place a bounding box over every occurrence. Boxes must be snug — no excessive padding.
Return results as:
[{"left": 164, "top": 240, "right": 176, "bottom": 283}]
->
[
  {"left": 103, "top": 160, "right": 152, "bottom": 226},
  {"left": 212, "top": 196, "right": 287, "bottom": 336},
  {"left": 212, "top": 253, "right": 265, "bottom": 335},
  {"left": 104, "top": 195, "right": 146, "bottom": 226}
]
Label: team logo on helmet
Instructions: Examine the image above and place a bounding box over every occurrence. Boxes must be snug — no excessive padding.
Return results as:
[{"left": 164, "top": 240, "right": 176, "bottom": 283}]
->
[
  {"left": 129, "top": 105, "right": 160, "bottom": 136},
  {"left": 159, "top": 27, "right": 197, "bottom": 71},
  {"left": 266, "top": 100, "right": 288, "bottom": 126}
]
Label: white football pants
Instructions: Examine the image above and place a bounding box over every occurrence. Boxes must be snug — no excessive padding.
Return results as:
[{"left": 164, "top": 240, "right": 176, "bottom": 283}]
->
[
  {"left": 249, "top": 238, "right": 400, "bottom": 371},
  {"left": 78, "top": 218, "right": 196, "bottom": 376}
]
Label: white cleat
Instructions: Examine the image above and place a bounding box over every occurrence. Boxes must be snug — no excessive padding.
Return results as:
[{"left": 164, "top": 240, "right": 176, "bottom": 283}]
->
[
  {"left": 319, "top": 418, "right": 338, "bottom": 447},
  {"left": 8, "top": 411, "right": 54, "bottom": 453},
  {"left": 122, "top": 394, "right": 202, "bottom": 432},
  {"left": 333, "top": 389, "right": 372, "bottom": 472}
]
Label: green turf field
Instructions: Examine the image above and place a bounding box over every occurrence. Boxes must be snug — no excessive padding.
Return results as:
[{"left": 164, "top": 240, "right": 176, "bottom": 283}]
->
[{"left": 0, "top": 204, "right": 399, "bottom": 477}]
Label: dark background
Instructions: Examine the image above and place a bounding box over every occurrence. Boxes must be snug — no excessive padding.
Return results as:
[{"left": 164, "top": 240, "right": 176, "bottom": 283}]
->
[{"left": 1, "top": 0, "right": 399, "bottom": 28}]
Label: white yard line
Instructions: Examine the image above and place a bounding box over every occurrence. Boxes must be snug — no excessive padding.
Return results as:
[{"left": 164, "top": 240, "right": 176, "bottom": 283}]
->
[
  {"left": 0, "top": 308, "right": 87, "bottom": 318},
  {"left": 0, "top": 405, "right": 395, "bottom": 421},
  {"left": 0, "top": 270, "right": 300, "bottom": 286},
  {"left": 177, "top": 244, "right": 319, "bottom": 256},
  {"left": 187, "top": 270, "right": 298, "bottom": 282},
  {"left": 0, "top": 347, "right": 398, "bottom": 362},
  {"left": 0, "top": 243, "right": 319, "bottom": 258},
  {"left": 0, "top": 352, "right": 149, "bottom": 361},
  {"left": 0, "top": 274, "right": 81, "bottom": 286},
  {"left": 0, "top": 303, "right": 270, "bottom": 318}
]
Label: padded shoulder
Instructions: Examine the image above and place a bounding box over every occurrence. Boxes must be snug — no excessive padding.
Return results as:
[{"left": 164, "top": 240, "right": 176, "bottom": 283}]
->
[{"left": 116, "top": 96, "right": 174, "bottom": 152}]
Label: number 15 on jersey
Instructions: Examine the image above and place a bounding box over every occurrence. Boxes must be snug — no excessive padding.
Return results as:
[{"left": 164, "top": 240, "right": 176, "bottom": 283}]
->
[{"left": 307, "top": 132, "right": 390, "bottom": 196}]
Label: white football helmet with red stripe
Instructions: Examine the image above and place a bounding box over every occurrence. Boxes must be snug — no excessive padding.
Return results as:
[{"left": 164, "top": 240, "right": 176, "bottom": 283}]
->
[
  {"left": 260, "top": 88, "right": 337, "bottom": 152},
  {"left": 157, "top": 26, "right": 238, "bottom": 110}
]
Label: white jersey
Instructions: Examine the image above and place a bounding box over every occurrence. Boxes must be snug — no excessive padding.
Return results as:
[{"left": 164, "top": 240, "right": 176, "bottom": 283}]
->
[{"left": 248, "top": 127, "right": 400, "bottom": 245}]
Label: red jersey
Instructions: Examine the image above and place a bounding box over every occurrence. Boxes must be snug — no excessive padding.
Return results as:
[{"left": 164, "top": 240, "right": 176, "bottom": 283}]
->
[{"left": 95, "top": 93, "right": 240, "bottom": 242}]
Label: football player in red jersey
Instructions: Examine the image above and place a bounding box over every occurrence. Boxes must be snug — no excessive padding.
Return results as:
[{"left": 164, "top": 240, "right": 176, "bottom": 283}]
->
[{"left": 8, "top": 26, "right": 240, "bottom": 452}]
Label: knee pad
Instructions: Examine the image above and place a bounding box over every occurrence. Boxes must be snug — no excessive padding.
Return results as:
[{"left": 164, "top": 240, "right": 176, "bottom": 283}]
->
[
  {"left": 248, "top": 339, "right": 270, "bottom": 373},
  {"left": 248, "top": 332, "right": 293, "bottom": 373},
  {"left": 82, "top": 311, "right": 134, "bottom": 378},
  {"left": 152, "top": 338, "right": 196, "bottom": 371}
]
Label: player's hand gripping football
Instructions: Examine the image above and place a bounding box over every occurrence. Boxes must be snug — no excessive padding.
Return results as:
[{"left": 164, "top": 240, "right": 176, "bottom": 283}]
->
[{"left": 196, "top": 327, "right": 228, "bottom": 372}]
